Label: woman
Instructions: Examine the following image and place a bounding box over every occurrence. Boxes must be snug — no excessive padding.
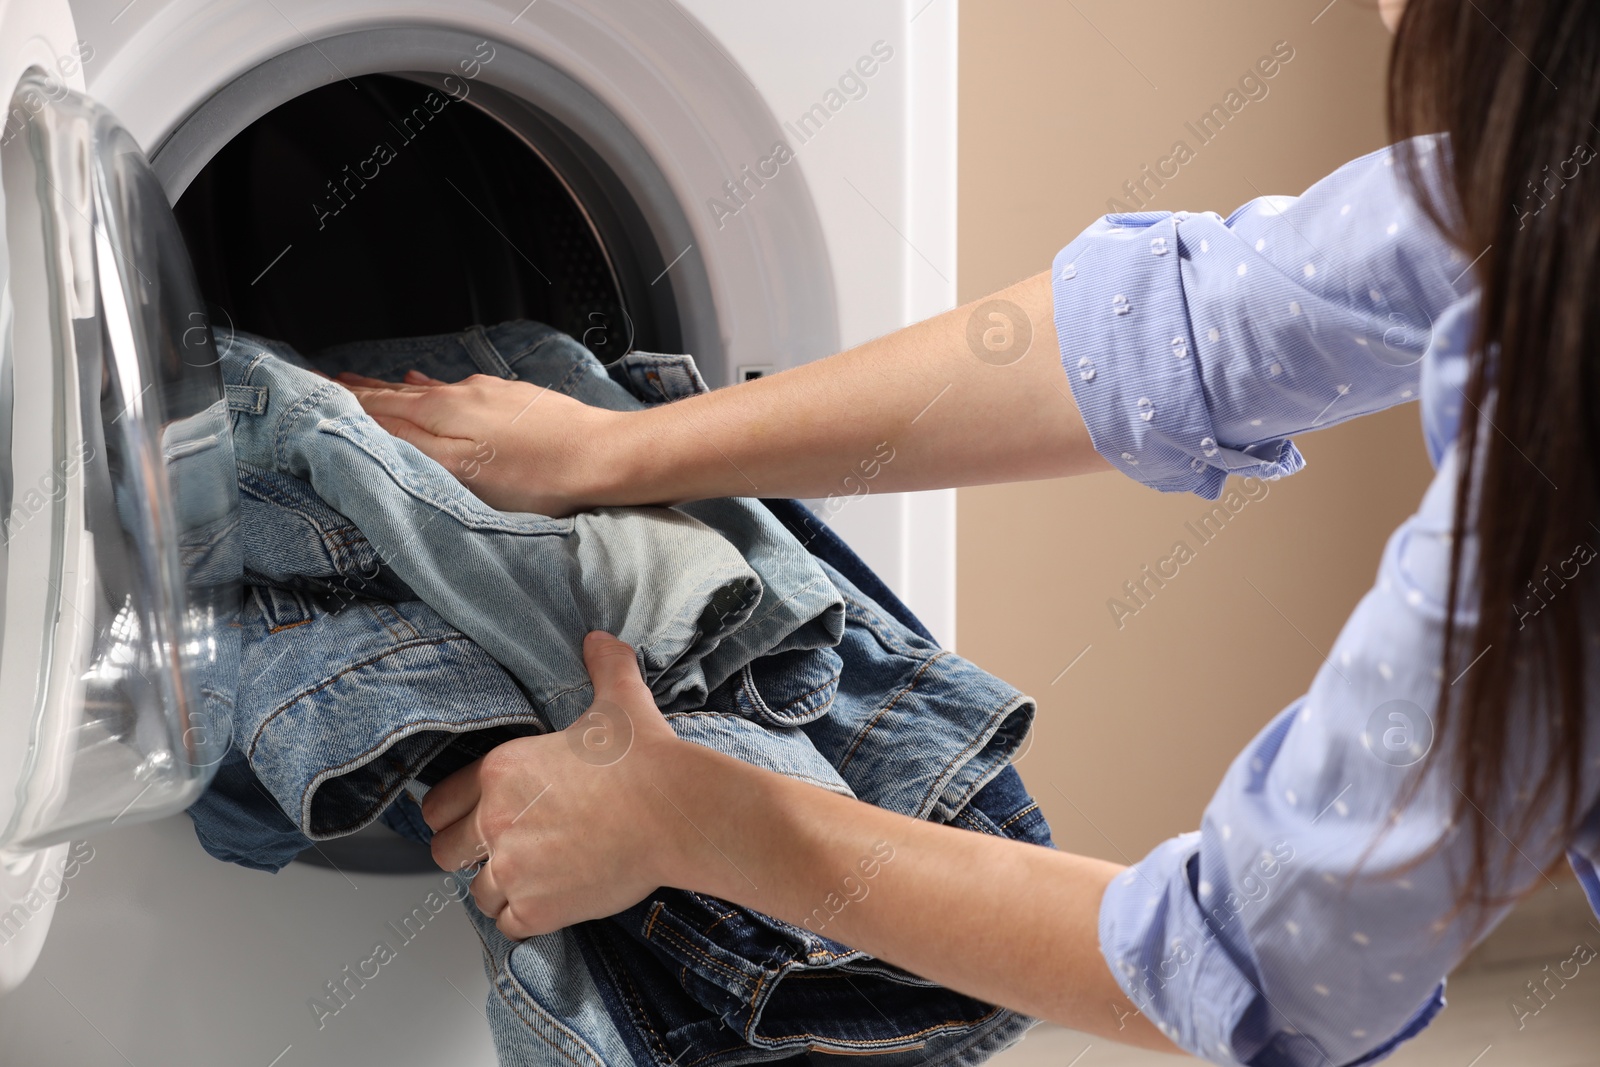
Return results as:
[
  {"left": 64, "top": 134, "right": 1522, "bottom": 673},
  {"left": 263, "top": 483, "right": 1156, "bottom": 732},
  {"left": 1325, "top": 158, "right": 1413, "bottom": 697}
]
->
[{"left": 345, "top": 0, "right": 1600, "bottom": 1061}]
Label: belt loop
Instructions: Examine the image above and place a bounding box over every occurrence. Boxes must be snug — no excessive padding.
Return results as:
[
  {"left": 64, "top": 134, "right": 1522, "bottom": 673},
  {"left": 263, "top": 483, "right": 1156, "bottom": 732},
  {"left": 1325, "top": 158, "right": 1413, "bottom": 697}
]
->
[
  {"left": 226, "top": 384, "right": 270, "bottom": 415},
  {"left": 463, "top": 325, "right": 518, "bottom": 380}
]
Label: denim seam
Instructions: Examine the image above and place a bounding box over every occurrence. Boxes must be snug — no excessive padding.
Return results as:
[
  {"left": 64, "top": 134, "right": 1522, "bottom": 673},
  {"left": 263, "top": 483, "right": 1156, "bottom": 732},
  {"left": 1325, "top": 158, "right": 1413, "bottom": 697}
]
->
[
  {"left": 493, "top": 970, "right": 607, "bottom": 1067},
  {"left": 465, "top": 325, "right": 516, "bottom": 379},
  {"left": 914, "top": 702, "right": 1013, "bottom": 823},
  {"left": 242, "top": 349, "right": 275, "bottom": 383},
  {"left": 239, "top": 467, "right": 363, "bottom": 569},
  {"left": 361, "top": 600, "right": 418, "bottom": 644},
  {"left": 502, "top": 329, "right": 569, "bottom": 367},
  {"left": 246, "top": 633, "right": 476, "bottom": 760},
  {"left": 700, "top": 909, "right": 741, "bottom": 937},
  {"left": 921, "top": 695, "right": 1034, "bottom": 823},
  {"left": 607, "top": 951, "right": 689, "bottom": 1067},
  {"left": 835, "top": 651, "right": 948, "bottom": 774},
  {"left": 605, "top": 950, "right": 678, "bottom": 1067},
  {"left": 840, "top": 594, "right": 927, "bottom": 659},
  {"left": 273, "top": 380, "right": 346, "bottom": 471},
  {"left": 596, "top": 927, "right": 749, "bottom": 1067},
  {"left": 738, "top": 663, "right": 837, "bottom": 725},
  {"left": 997, "top": 803, "right": 1040, "bottom": 831},
  {"left": 299, "top": 710, "right": 546, "bottom": 838},
  {"left": 302, "top": 734, "right": 461, "bottom": 839},
  {"left": 551, "top": 357, "right": 593, "bottom": 398},
  {"left": 952, "top": 809, "right": 988, "bottom": 834},
  {"left": 742, "top": 970, "right": 769, "bottom": 1041},
  {"left": 650, "top": 923, "right": 758, "bottom": 995},
  {"left": 747, "top": 1006, "right": 1006, "bottom": 1051}
]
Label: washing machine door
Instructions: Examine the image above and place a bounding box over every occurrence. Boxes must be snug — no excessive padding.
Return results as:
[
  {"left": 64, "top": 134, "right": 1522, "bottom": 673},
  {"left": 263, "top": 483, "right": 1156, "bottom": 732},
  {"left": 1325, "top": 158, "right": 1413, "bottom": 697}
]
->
[{"left": 0, "top": 2, "right": 240, "bottom": 994}]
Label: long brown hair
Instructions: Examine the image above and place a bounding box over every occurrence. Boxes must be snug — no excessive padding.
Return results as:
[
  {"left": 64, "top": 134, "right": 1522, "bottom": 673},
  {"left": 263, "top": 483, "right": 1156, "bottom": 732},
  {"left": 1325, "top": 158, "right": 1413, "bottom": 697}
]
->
[{"left": 1388, "top": 0, "right": 1599, "bottom": 914}]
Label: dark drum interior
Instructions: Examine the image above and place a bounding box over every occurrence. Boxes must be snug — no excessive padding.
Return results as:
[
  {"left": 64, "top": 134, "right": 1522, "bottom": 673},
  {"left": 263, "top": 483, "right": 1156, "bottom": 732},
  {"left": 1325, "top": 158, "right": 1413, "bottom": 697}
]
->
[
  {"left": 174, "top": 73, "right": 659, "bottom": 363},
  {"left": 171, "top": 74, "right": 674, "bottom": 872}
]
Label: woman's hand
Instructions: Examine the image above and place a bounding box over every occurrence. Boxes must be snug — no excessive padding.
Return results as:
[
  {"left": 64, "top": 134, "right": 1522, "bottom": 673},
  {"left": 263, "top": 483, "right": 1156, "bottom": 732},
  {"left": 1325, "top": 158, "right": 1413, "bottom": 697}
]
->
[
  {"left": 421, "top": 631, "right": 687, "bottom": 938},
  {"left": 418, "top": 635, "right": 1171, "bottom": 1052},
  {"left": 342, "top": 272, "right": 1104, "bottom": 513},
  {"left": 340, "top": 371, "right": 627, "bottom": 517}
]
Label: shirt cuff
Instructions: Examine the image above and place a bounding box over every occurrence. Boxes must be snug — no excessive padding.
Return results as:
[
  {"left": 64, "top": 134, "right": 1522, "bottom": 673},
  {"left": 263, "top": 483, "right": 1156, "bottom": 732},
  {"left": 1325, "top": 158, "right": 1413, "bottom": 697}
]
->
[
  {"left": 1100, "top": 833, "right": 1449, "bottom": 1066},
  {"left": 1100, "top": 834, "right": 1261, "bottom": 1063},
  {"left": 1052, "top": 215, "right": 1305, "bottom": 500}
]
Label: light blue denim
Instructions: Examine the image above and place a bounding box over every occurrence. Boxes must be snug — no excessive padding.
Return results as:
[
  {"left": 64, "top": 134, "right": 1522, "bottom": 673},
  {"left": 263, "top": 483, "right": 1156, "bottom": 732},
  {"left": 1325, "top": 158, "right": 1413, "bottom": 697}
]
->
[
  {"left": 221, "top": 325, "right": 845, "bottom": 729},
  {"left": 186, "top": 461, "right": 855, "bottom": 869}
]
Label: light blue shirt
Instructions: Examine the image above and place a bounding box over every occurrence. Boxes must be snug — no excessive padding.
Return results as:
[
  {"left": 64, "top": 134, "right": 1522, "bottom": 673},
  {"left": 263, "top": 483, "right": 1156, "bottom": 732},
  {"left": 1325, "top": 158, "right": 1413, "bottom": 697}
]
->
[{"left": 1054, "top": 139, "right": 1600, "bottom": 1066}]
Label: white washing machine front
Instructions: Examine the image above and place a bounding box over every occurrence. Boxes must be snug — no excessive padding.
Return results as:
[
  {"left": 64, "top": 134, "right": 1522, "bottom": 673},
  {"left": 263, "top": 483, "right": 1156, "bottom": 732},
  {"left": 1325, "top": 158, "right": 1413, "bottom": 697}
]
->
[{"left": 0, "top": 2, "right": 958, "bottom": 1063}]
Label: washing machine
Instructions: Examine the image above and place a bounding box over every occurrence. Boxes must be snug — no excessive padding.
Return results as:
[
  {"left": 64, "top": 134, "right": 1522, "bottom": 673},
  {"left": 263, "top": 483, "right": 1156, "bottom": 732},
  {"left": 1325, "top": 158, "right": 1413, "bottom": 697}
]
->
[{"left": 0, "top": 0, "right": 958, "bottom": 1063}]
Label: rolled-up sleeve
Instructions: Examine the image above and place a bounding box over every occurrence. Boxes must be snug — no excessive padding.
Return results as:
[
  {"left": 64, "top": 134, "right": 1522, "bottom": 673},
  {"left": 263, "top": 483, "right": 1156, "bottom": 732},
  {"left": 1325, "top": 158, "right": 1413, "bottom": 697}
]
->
[
  {"left": 1097, "top": 441, "right": 1600, "bottom": 1065},
  {"left": 1053, "top": 139, "right": 1466, "bottom": 499}
]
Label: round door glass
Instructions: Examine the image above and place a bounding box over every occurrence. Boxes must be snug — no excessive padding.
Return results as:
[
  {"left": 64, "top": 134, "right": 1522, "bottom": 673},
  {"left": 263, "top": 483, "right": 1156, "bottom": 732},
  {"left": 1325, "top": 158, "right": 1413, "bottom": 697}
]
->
[{"left": 0, "top": 72, "right": 240, "bottom": 853}]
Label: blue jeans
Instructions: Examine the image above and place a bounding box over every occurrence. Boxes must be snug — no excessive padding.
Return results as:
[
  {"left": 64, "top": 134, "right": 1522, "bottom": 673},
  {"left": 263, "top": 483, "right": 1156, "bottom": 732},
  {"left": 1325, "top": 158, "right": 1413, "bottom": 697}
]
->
[{"left": 189, "top": 322, "right": 1049, "bottom": 1065}]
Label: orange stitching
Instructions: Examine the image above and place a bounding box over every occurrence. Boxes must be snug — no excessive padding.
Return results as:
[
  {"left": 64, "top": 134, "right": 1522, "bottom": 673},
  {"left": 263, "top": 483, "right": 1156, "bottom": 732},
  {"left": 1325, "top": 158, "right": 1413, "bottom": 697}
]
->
[
  {"left": 998, "top": 803, "right": 1039, "bottom": 831},
  {"left": 652, "top": 924, "right": 753, "bottom": 988},
  {"left": 266, "top": 618, "right": 313, "bottom": 634},
  {"left": 699, "top": 909, "right": 740, "bottom": 938},
  {"left": 741, "top": 970, "right": 769, "bottom": 1042},
  {"left": 750, "top": 1004, "right": 1004, "bottom": 1048}
]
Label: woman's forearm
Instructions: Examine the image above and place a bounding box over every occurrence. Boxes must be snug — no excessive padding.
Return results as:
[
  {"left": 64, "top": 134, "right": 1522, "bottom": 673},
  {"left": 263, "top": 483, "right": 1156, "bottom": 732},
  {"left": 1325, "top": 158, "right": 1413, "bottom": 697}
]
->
[
  {"left": 597, "top": 270, "right": 1110, "bottom": 506},
  {"left": 652, "top": 740, "right": 1178, "bottom": 1053}
]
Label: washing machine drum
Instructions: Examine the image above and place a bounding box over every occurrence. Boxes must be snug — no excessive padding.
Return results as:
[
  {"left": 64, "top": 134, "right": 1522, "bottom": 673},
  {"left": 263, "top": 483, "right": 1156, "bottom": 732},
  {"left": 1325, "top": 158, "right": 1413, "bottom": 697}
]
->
[{"left": 0, "top": 72, "right": 238, "bottom": 871}]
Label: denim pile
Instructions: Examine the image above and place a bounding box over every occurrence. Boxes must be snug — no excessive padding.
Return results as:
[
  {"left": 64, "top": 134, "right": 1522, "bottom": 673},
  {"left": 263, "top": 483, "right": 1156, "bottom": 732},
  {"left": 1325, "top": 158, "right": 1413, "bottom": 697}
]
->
[{"left": 187, "top": 321, "right": 1052, "bottom": 1066}]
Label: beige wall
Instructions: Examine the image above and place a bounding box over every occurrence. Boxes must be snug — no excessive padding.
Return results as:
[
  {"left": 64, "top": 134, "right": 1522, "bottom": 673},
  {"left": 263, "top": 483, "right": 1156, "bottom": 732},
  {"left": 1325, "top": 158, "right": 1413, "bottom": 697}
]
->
[{"left": 956, "top": 1, "right": 1437, "bottom": 862}]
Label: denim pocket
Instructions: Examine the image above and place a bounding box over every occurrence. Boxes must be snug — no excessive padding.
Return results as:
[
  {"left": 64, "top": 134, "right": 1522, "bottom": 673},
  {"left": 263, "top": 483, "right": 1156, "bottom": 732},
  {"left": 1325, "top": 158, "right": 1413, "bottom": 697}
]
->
[{"left": 314, "top": 414, "right": 576, "bottom": 536}]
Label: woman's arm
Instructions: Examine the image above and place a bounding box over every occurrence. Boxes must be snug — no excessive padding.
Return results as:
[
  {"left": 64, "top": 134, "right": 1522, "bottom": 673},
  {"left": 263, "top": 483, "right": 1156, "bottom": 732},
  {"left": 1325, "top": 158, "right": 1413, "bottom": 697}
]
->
[
  {"left": 423, "top": 633, "right": 1180, "bottom": 1054},
  {"left": 346, "top": 272, "right": 1109, "bottom": 516},
  {"left": 349, "top": 141, "right": 1466, "bottom": 517}
]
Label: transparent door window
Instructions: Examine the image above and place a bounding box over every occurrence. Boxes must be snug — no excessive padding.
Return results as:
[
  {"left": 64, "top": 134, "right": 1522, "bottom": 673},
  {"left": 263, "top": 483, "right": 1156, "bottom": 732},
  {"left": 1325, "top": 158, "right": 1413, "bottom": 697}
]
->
[{"left": 0, "top": 71, "right": 240, "bottom": 852}]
